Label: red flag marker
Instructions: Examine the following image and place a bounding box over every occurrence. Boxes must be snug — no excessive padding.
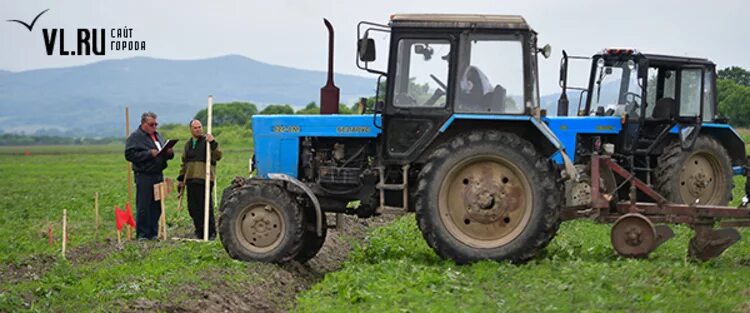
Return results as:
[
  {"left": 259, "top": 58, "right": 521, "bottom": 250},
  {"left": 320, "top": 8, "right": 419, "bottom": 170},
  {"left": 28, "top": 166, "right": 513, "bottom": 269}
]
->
[
  {"left": 115, "top": 206, "right": 127, "bottom": 231},
  {"left": 125, "top": 203, "right": 136, "bottom": 228}
]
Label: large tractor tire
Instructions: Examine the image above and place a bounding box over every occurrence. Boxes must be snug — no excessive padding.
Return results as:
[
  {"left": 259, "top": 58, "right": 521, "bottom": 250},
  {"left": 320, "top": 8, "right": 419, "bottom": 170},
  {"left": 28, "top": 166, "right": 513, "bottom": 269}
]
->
[
  {"left": 294, "top": 207, "right": 327, "bottom": 263},
  {"left": 415, "top": 130, "right": 563, "bottom": 264},
  {"left": 655, "top": 136, "right": 732, "bottom": 206},
  {"left": 218, "top": 182, "right": 304, "bottom": 263}
]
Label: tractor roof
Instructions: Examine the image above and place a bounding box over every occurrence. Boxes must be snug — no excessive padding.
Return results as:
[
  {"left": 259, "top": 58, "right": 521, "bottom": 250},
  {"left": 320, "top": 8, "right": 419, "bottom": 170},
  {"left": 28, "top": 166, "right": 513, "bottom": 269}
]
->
[
  {"left": 389, "top": 14, "right": 533, "bottom": 32},
  {"left": 640, "top": 53, "right": 714, "bottom": 66},
  {"left": 597, "top": 48, "right": 714, "bottom": 66}
]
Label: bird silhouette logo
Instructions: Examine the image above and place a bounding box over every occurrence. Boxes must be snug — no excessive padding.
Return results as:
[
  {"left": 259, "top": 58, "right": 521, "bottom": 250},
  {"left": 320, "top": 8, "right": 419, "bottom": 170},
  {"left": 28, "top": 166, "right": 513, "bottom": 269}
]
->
[{"left": 7, "top": 9, "right": 49, "bottom": 32}]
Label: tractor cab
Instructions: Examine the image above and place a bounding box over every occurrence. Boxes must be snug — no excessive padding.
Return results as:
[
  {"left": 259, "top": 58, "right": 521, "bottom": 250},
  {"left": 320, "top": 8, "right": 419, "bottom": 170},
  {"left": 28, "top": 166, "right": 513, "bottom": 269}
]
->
[
  {"left": 358, "top": 14, "right": 554, "bottom": 164},
  {"left": 559, "top": 48, "right": 721, "bottom": 155}
]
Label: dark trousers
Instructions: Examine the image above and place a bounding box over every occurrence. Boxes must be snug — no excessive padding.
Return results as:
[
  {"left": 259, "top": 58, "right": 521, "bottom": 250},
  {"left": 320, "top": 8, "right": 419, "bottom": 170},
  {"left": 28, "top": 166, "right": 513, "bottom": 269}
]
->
[
  {"left": 187, "top": 181, "right": 216, "bottom": 238},
  {"left": 134, "top": 173, "right": 163, "bottom": 239}
]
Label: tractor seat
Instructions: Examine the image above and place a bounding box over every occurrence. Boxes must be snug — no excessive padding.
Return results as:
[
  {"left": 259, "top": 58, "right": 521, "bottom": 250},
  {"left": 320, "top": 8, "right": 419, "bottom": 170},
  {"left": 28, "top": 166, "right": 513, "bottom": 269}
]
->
[{"left": 651, "top": 97, "right": 676, "bottom": 120}]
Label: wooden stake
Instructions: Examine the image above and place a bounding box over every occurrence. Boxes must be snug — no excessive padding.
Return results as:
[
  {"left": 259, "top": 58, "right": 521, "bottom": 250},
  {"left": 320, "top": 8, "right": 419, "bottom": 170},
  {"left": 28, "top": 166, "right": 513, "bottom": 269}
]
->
[
  {"left": 47, "top": 224, "right": 54, "bottom": 246},
  {"left": 125, "top": 106, "right": 133, "bottom": 204},
  {"left": 176, "top": 175, "right": 188, "bottom": 212},
  {"left": 94, "top": 192, "right": 99, "bottom": 239},
  {"left": 62, "top": 209, "right": 67, "bottom": 258},
  {"left": 203, "top": 96, "right": 213, "bottom": 241},
  {"left": 213, "top": 174, "right": 218, "bottom": 208},
  {"left": 159, "top": 182, "right": 167, "bottom": 240},
  {"left": 117, "top": 229, "right": 121, "bottom": 245},
  {"left": 125, "top": 106, "right": 134, "bottom": 241}
]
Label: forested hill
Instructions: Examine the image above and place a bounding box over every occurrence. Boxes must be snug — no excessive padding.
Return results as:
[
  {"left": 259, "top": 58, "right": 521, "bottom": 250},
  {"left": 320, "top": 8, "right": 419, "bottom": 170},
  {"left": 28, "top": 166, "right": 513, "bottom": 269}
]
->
[{"left": 0, "top": 55, "right": 375, "bottom": 137}]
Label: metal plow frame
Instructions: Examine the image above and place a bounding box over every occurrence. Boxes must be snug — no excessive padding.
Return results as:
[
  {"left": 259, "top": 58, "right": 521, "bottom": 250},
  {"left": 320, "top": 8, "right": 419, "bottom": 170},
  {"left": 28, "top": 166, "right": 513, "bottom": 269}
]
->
[{"left": 563, "top": 154, "right": 750, "bottom": 260}]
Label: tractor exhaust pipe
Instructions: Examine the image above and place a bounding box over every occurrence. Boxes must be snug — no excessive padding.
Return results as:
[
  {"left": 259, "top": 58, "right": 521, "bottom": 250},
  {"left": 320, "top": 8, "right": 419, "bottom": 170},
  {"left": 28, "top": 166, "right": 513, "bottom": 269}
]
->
[{"left": 320, "top": 18, "right": 340, "bottom": 114}]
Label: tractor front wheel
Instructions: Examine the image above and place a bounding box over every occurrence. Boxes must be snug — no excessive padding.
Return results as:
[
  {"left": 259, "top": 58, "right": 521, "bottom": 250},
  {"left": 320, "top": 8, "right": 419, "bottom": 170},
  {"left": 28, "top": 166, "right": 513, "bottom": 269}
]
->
[
  {"left": 218, "top": 182, "right": 304, "bottom": 263},
  {"left": 415, "top": 131, "right": 562, "bottom": 264}
]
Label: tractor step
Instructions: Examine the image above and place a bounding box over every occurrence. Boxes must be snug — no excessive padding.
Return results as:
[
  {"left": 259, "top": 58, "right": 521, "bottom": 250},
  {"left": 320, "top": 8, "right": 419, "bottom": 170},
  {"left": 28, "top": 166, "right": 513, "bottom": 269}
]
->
[
  {"left": 377, "top": 183, "right": 405, "bottom": 190},
  {"left": 376, "top": 164, "right": 410, "bottom": 214}
]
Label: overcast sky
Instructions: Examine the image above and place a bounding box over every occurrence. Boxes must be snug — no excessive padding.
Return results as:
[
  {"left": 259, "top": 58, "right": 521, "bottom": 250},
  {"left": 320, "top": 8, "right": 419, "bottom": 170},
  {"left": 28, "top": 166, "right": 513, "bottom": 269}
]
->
[{"left": 1, "top": 0, "right": 748, "bottom": 95}]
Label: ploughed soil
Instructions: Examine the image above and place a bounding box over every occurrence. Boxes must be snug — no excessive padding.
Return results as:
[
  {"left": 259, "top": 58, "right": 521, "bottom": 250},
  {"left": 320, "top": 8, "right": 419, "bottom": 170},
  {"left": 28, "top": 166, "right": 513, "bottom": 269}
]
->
[
  {"left": 125, "top": 214, "right": 394, "bottom": 313},
  {"left": 1, "top": 214, "right": 394, "bottom": 312},
  {"left": 0, "top": 239, "right": 121, "bottom": 290}
]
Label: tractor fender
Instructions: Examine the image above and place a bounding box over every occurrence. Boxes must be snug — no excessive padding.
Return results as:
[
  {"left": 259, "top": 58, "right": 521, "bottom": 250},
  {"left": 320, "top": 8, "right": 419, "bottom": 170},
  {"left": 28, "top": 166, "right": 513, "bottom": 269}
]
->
[
  {"left": 267, "top": 173, "right": 323, "bottom": 236},
  {"left": 435, "top": 114, "right": 578, "bottom": 181},
  {"left": 699, "top": 124, "right": 747, "bottom": 170},
  {"left": 667, "top": 123, "right": 747, "bottom": 170}
]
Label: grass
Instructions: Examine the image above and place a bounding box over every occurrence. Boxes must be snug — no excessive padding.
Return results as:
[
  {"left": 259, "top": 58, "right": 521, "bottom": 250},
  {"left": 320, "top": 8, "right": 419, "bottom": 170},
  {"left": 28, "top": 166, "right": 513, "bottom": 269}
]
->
[
  {"left": 296, "top": 216, "right": 750, "bottom": 313},
  {"left": 3, "top": 128, "right": 750, "bottom": 312},
  {"left": 0, "top": 140, "right": 256, "bottom": 312}
]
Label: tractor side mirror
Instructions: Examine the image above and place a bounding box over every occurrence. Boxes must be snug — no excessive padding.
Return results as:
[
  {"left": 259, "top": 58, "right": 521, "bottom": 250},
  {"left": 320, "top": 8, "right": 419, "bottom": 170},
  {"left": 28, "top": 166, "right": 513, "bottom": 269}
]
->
[
  {"left": 539, "top": 44, "right": 552, "bottom": 59},
  {"left": 414, "top": 44, "right": 434, "bottom": 61},
  {"left": 559, "top": 50, "right": 568, "bottom": 85},
  {"left": 358, "top": 38, "right": 376, "bottom": 62}
]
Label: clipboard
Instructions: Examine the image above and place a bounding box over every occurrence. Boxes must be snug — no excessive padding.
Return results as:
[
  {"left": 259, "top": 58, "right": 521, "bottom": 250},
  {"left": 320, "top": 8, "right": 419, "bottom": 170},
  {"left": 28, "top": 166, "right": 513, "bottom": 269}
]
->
[{"left": 157, "top": 139, "right": 178, "bottom": 157}]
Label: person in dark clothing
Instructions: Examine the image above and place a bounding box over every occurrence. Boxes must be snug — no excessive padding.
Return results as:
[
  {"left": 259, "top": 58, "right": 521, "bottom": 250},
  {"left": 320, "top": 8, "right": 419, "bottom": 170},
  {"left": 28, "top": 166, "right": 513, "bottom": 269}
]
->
[
  {"left": 125, "top": 112, "right": 174, "bottom": 240},
  {"left": 177, "top": 119, "right": 223, "bottom": 239}
]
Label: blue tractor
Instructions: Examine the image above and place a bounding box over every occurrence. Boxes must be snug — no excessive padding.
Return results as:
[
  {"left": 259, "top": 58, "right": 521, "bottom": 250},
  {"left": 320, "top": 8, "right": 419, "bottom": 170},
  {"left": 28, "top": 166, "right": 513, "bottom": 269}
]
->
[{"left": 219, "top": 15, "right": 750, "bottom": 264}]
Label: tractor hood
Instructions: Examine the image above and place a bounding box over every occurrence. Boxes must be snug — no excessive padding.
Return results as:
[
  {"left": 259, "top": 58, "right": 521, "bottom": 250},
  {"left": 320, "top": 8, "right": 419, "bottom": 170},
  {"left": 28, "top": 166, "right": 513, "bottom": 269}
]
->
[{"left": 252, "top": 114, "right": 382, "bottom": 178}]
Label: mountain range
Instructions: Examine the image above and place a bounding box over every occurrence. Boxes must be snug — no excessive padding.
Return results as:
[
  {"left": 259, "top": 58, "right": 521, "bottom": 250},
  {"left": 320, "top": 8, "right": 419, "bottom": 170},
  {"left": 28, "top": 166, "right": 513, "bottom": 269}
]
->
[{"left": 0, "top": 55, "right": 376, "bottom": 137}]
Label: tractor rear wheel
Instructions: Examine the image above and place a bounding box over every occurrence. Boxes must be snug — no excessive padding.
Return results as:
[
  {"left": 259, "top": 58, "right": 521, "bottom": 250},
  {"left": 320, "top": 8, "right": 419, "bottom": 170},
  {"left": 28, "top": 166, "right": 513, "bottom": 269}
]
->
[
  {"left": 655, "top": 136, "right": 732, "bottom": 206},
  {"left": 218, "top": 182, "right": 304, "bottom": 263},
  {"left": 415, "top": 131, "right": 562, "bottom": 264}
]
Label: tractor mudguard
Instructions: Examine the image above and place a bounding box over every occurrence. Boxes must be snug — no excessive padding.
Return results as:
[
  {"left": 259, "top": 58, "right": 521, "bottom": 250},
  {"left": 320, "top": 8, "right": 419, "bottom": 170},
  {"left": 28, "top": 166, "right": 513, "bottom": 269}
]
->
[
  {"left": 267, "top": 173, "right": 324, "bottom": 236},
  {"left": 670, "top": 123, "right": 746, "bottom": 170},
  {"left": 438, "top": 114, "right": 578, "bottom": 181}
]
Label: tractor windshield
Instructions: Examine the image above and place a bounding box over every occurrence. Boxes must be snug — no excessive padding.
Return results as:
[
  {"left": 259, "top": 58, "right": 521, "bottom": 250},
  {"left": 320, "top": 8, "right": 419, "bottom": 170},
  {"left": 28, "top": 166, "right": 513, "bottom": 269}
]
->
[{"left": 589, "top": 57, "right": 643, "bottom": 116}]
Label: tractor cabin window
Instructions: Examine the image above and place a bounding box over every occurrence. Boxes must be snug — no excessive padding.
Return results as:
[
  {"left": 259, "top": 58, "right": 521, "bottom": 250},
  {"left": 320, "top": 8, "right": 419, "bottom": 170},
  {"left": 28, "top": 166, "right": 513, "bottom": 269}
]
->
[
  {"left": 645, "top": 68, "right": 677, "bottom": 119},
  {"left": 679, "top": 69, "right": 702, "bottom": 117},
  {"left": 455, "top": 35, "right": 524, "bottom": 114},
  {"left": 393, "top": 39, "right": 450, "bottom": 108},
  {"left": 703, "top": 70, "right": 714, "bottom": 120}
]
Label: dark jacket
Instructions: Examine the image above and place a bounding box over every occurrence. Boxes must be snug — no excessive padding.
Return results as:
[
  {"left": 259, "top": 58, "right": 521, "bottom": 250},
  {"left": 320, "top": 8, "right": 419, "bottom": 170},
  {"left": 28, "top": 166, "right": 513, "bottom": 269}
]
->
[
  {"left": 125, "top": 126, "right": 173, "bottom": 175},
  {"left": 177, "top": 136, "right": 222, "bottom": 183}
]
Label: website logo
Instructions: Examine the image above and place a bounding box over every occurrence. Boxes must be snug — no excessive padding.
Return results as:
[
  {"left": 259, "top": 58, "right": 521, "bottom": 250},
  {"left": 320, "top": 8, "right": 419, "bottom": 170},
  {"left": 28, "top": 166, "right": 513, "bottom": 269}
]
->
[{"left": 6, "top": 9, "right": 147, "bottom": 56}]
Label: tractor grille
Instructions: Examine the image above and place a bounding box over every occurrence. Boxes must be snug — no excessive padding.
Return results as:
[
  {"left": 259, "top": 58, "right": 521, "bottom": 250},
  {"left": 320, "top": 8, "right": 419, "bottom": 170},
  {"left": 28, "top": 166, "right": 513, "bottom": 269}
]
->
[{"left": 318, "top": 166, "right": 361, "bottom": 185}]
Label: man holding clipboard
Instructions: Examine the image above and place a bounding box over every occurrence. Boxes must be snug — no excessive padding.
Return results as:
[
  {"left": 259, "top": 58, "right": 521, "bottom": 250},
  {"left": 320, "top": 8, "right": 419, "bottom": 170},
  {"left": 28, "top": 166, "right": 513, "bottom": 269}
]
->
[{"left": 125, "top": 112, "right": 176, "bottom": 240}]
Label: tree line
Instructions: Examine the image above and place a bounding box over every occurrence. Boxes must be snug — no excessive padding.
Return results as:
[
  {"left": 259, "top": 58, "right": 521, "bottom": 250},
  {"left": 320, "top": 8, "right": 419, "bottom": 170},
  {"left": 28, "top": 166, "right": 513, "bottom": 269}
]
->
[
  {"left": 193, "top": 100, "right": 370, "bottom": 127},
  {"left": 717, "top": 66, "right": 750, "bottom": 126}
]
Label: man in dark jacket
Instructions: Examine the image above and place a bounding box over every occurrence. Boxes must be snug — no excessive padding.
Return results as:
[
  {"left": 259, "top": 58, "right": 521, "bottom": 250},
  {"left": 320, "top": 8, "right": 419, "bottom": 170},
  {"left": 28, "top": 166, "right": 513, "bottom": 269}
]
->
[
  {"left": 177, "top": 119, "right": 222, "bottom": 239},
  {"left": 125, "top": 112, "right": 174, "bottom": 240}
]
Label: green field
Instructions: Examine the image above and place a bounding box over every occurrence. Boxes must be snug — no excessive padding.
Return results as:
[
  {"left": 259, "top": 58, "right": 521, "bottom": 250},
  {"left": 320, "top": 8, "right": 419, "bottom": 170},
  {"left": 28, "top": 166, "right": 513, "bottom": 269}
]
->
[{"left": 1, "top": 130, "right": 750, "bottom": 312}]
